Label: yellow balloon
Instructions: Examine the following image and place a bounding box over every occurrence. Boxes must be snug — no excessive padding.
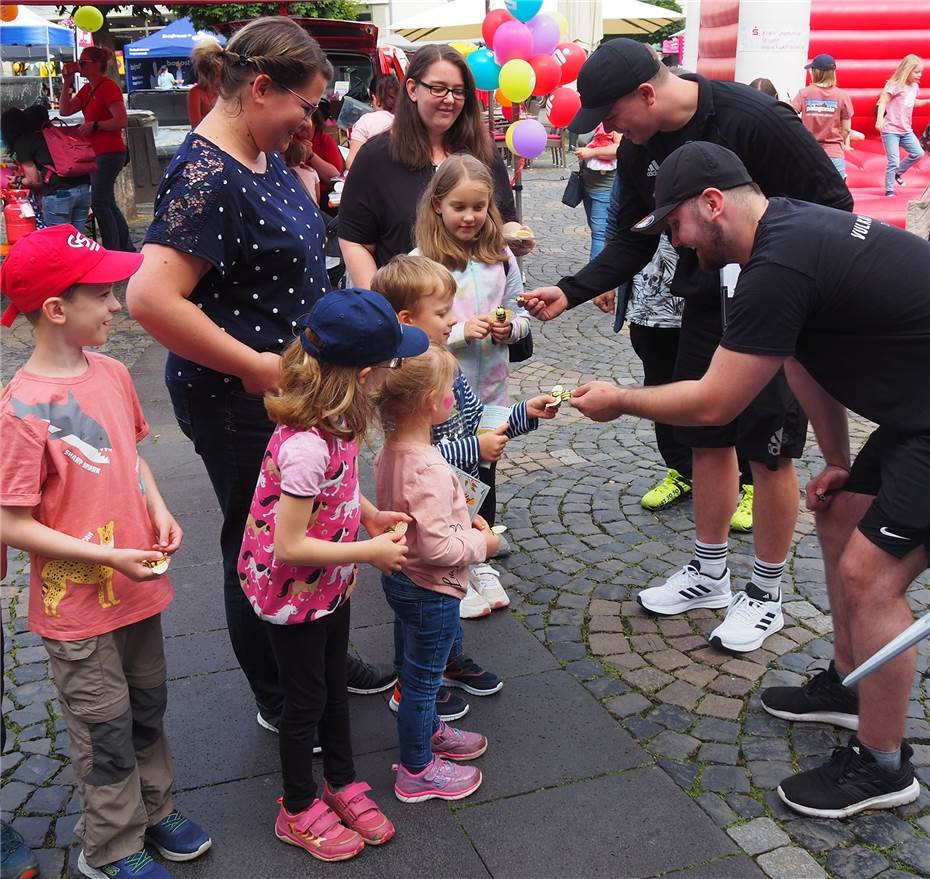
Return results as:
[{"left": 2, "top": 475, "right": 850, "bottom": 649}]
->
[
  {"left": 498, "top": 59, "right": 535, "bottom": 104},
  {"left": 550, "top": 11, "right": 569, "bottom": 38},
  {"left": 74, "top": 6, "right": 104, "bottom": 33},
  {"left": 505, "top": 120, "right": 521, "bottom": 153},
  {"left": 0, "top": 5, "right": 19, "bottom": 22}
]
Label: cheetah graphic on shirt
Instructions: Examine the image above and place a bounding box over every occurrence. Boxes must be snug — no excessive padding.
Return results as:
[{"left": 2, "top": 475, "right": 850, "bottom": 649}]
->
[{"left": 40, "top": 521, "right": 119, "bottom": 616}]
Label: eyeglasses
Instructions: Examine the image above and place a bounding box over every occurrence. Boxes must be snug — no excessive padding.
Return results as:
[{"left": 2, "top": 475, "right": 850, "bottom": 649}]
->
[
  {"left": 374, "top": 358, "right": 405, "bottom": 369},
  {"left": 417, "top": 81, "right": 467, "bottom": 100},
  {"left": 276, "top": 83, "right": 319, "bottom": 120}
]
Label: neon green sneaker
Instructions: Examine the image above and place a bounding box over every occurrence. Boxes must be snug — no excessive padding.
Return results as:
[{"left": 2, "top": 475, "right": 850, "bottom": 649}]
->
[
  {"left": 640, "top": 469, "right": 692, "bottom": 511},
  {"left": 730, "top": 484, "right": 754, "bottom": 532}
]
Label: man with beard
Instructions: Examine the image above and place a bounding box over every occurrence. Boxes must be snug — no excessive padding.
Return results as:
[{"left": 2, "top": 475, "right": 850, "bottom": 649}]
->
[
  {"left": 573, "top": 140, "right": 929, "bottom": 819},
  {"left": 524, "top": 40, "right": 852, "bottom": 653}
]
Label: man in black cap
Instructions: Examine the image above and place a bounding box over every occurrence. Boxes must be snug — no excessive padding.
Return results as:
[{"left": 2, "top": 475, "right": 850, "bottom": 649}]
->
[
  {"left": 524, "top": 38, "right": 853, "bottom": 655},
  {"left": 572, "top": 139, "right": 930, "bottom": 819}
]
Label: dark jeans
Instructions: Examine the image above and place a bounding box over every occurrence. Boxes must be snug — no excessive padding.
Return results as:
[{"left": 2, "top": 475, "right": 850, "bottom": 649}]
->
[
  {"left": 167, "top": 382, "right": 283, "bottom": 717},
  {"left": 629, "top": 323, "right": 692, "bottom": 478},
  {"left": 383, "top": 571, "right": 459, "bottom": 772},
  {"left": 91, "top": 151, "right": 134, "bottom": 252},
  {"left": 264, "top": 601, "right": 355, "bottom": 813}
]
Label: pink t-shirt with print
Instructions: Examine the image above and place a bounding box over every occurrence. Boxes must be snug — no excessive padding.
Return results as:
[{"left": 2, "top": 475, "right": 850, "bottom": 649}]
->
[
  {"left": 883, "top": 82, "right": 919, "bottom": 135},
  {"left": 238, "top": 425, "right": 360, "bottom": 624}
]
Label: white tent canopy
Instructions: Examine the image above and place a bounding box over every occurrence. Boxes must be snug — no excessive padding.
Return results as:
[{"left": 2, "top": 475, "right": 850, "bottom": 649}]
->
[{"left": 389, "top": 0, "right": 683, "bottom": 45}]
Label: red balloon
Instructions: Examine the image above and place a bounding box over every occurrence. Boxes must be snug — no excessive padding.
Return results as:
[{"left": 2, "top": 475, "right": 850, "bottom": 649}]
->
[
  {"left": 482, "top": 9, "right": 514, "bottom": 47},
  {"left": 554, "top": 42, "right": 587, "bottom": 85},
  {"left": 529, "top": 54, "right": 561, "bottom": 97},
  {"left": 547, "top": 87, "right": 581, "bottom": 128},
  {"left": 502, "top": 104, "right": 517, "bottom": 121}
]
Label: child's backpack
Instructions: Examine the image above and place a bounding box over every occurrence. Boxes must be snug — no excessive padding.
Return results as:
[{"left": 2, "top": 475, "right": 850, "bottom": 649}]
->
[{"left": 40, "top": 120, "right": 98, "bottom": 181}]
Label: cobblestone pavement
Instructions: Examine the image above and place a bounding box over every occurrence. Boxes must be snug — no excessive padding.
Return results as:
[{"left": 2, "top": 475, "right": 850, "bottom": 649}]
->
[{"left": 2, "top": 162, "right": 929, "bottom": 878}]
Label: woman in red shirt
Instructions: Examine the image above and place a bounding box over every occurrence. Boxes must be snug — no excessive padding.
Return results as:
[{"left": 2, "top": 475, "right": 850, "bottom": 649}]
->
[{"left": 59, "top": 46, "right": 134, "bottom": 252}]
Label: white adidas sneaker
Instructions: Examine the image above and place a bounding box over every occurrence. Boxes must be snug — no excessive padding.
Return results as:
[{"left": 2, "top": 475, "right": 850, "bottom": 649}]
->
[
  {"left": 710, "top": 583, "right": 784, "bottom": 652},
  {"left": 637, "top": 561, "right": 732, "bottom": 616},
  {"left": 471, "top": 563, "right": 510, "bottom": 610}
]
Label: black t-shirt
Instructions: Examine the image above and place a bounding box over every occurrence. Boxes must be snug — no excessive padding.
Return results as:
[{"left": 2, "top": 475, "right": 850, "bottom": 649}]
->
[
  {"left": 338, "top": 132, "right": 518, "bottom": 268},
  {"left": 146, "top": 133, "right": 329, "bottom": 390},
  {"left": 722, "top": 198, "right": 930, "bottom": 433},
  {"left": 13, "top": 131, "right": 91, "bottom": 195}
]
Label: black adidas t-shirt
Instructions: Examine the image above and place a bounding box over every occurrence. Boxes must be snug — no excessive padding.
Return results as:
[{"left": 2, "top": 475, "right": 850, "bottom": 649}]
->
[{"left": 722, "top": 198, "right": 930, "bottom": 433}]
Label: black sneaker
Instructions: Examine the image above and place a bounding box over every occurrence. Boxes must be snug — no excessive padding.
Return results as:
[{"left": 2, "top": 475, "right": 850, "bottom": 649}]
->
[
  {"left": 442, "top": 655, "right": 503, "bottom": 696},
  {"left": 778, "top": 737, "right": 920, "bottom": 818},
  {"left": 760, "top": 661, "right": 859, "bottom": 730},
  {"left": 388, "top": 683, "right": 469, "bottom": 721},
  {"left": 346, "top": 655, "right": 397, "bottom": 695}
]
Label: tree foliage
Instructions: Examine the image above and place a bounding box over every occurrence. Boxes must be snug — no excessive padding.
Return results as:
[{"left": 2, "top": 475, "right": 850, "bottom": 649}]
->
[
  {"left": 173, "top": 2, "right": 359, "bottom": 31},
  {"left": 627, "top": 0, "right": 684, "bottom": 47}
]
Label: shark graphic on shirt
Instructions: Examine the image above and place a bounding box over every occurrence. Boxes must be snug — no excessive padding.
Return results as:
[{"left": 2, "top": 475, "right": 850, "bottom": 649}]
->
[{"left": 11, "top": 392, "right": 112, "bottom": 464}]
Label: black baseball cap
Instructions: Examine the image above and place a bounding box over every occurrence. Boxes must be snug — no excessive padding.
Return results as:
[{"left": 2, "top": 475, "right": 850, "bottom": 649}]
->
[
  {"left": 805, "top": 53, "right": 835, "bottom": 70},
  {"left": 568, "top": 38, "right": 661, "bottom": 133},
  {"left": 632, "top": 142, "right": 755, "bottom": 234}
]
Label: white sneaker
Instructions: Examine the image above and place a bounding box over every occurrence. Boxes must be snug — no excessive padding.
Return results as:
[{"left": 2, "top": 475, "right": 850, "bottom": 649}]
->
[
  {"left": 710, "top": 583, "right": 784, "bottom": 652},
  {"left": 460, "top": 578, "right": 492, "bottom": 619},
  {"left": 471, "top": 563, "right": 510, "bottom": 610},
  {"left": 637, "top": 561, "right": 732, "bottom": 616}
]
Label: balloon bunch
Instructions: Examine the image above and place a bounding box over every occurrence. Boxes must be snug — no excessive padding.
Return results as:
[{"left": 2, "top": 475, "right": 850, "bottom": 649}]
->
[{"left": 461, "top": 0, "right": 586, "bottom": 159}]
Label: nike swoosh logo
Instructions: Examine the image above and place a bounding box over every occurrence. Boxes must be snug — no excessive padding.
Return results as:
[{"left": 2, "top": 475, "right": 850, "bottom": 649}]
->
[{"left": 879, "top": 526, "right": 909, "bottom": 540}]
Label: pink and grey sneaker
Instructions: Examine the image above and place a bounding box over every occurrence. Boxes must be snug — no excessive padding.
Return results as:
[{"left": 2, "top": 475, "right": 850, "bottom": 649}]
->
[
  {"left": 431, "top": 720, "right": 488, "bottom": 761},
  {"left": 321, "top": 780, "right": 395, "bottom": 846},
  {"left": 274, "top": 797, "right": 364, "bottom": 862},
  {"left": 393, "top": 756, "right": 482, "bottom": 803}
]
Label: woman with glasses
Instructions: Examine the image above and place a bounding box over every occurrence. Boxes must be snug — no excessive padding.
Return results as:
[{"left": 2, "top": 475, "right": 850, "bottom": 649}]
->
[
  {"left": 58, "top": 46, "right": 134, "bottom": 251},
  {"left": 339, "top": 44, "right": 533, "bottom": 288},
  {"left": 127, "top": 18, "right": 334, "bottom": 734}
]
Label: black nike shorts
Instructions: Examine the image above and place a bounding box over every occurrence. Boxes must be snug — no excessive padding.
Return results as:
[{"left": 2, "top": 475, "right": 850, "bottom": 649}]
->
[
  {"left": 671, "top": 295, "right": 808, "bottom": 469},
  {"left": 846, "top": 426, "right": 930, "bottom": 561}
]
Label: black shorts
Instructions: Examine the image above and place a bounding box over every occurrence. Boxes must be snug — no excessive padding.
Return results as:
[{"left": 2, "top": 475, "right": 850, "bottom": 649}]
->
[
  {"left": 672, "top": 295, "right": 807, "bottom": 469},
  {"left": 846, "top": 426, "right": 930, "bottom": 561}
]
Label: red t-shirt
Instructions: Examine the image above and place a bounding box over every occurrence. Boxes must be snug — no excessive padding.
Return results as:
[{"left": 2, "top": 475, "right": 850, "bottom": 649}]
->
[
  {"left": 0, "top": 353, "right": 173, "bottom": 640},
  {"left": 790, "top": 85, "right": 853, "bottom": 158},
  {"left": 76, "top": 77, "right": 126, "bottom": 155}
]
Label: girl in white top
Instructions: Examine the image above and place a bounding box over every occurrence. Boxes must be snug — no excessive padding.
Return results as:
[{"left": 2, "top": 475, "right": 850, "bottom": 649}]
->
[{"left": 345, "top": 75, "right": 399, "bottom": 171}]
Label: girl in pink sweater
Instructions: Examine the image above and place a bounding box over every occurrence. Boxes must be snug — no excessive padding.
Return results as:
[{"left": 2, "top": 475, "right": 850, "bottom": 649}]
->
[{"left": 374, "top": 345, "right": 499, "bottom": 803}]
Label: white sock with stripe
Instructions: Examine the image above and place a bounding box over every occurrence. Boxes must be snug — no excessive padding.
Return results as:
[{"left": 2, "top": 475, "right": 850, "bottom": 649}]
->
[
  {"left": 694, "top": 540, "right": 728, "bottom": 578},
  {"left": 751, "top": 557, "right": 785, "bottom": 600}
]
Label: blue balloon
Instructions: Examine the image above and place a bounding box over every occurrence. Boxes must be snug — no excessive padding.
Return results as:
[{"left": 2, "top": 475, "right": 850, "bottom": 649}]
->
[
  {"left": 468, "top": 47, "right": 502, "bottom": 91},
  {"left": 504, "top": 0, "right": 544, "bottom": 23}
]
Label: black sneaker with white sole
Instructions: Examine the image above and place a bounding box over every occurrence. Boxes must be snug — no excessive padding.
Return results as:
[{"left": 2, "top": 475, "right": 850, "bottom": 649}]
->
[
  {"left": 389, "top": 683, "right": 469, "bottom": 721},
  {"left": 346, "top": 655, "right": 397, "bottom": 694},
  {"left": 442, "top": 655, "right": 503, "bottom": 696},
  {"left": 778, "top": 737, "right": 920, "bottom": 818},
  {"left": 760, "top": 661, "right": 859, "bottom": 730}
]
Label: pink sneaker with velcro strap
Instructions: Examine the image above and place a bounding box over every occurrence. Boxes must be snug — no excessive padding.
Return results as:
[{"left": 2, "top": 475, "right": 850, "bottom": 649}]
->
[
  {"left": 322, "top": 780, "right": 395, "bottom": 845},
  {"left": 274, "top": 797, "right": 364, "bottom": 862}
]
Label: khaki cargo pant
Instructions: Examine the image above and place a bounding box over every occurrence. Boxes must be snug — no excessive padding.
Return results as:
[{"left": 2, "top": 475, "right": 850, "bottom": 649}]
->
[{"left": 44, "top": 614, "right": 173, "bottom": 867}]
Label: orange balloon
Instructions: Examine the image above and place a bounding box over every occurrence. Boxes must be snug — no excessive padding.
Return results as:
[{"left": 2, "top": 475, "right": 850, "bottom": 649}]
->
[
  {"left": 494, "top": 88, "right": 512, "bottom": 107},
  {"left": 1, "top": 5, "right": 19, "bottom": 21}
]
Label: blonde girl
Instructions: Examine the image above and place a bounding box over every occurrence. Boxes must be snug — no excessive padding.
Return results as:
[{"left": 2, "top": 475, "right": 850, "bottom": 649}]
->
[
  {"left": 374, "top": 345, "right": 499, "bottom": 803},
  {"left": 238, "top": 289, "right": 428, "bottom": 861},
  {"left": 877, "top": 54, "right": 929, "bottom": 195},
  {"left": 412, "top": 154, "right": 530, "bottom": 408}
]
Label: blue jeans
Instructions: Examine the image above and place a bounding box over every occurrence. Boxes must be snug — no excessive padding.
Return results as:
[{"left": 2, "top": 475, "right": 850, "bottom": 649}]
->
[
  {"left": 829, "top": 156, "right": 846, "bottom": 180},
  {"left": 882, "top": 130, "right": 924, "bottom": 193},
  {"left": 42, "top": 183, "right": 91, "bottom": 228},
  {"left": 382, "top": 571, "right": 459, "bottom": 772},
  {"left": 582, "top": 187, "right": 612, "bottom": 260},
  {"left": 91, "top": 150, "right": 134, "bottom": 252}
]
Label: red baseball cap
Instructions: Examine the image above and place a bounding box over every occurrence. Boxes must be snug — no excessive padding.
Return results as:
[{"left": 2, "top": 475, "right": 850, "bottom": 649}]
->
[{"left": 1, "top": 225, "right": 143, "bottom": 327}]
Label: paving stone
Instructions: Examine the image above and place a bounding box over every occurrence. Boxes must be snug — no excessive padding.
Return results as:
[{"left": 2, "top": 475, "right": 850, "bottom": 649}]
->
[
  {"left": 588, "top": 633, "right": 629, "bottom": 656},
  {"left": 657, "top": 680, "right": 703, "bottom": 709},
  {"left": 11, "top": 815, "right": 51, "bottom": 848},
  {"left": 726, "top": 793, "right": 766, "bottom": 819},
  {"left": 709, "top": 675, "right": 755, "bottom": 698},
  {"left": 621, "top": 666, "right": 674, "bottom": 693},
  {"left": 9, "top": 702, "right": 49, "bottom": 728},
  {"left": 11, "top": 754, "right": 61, "bottom": 786},
  {"left": 33, "top": 848, "right": 66, "bottom": 879},
  {"left": 645, "top": 649, "right": 691, "bottom": 671},
  {"left": 698, "top": 743, "right": 739, "bottom": 765},
  {"left": 24, "top": 784, "right": 71, "bottom": 815},
  {"left": 742, "top": 736, "right": 792, "bottom": 763},
  {"left": 727, "top": 817, "right": 790, "bottom": 855},
  {"left": 604, "top": 652, "right": 646, "bottom": 670},
  {"left": 11, "top": 645, "right": 47, "bottom": 665},
  {"left": 630, "top": 634, "right": 665, "bottom": 653},
  {"left": 624, "top": 717, "right": 664, "bottom": 741},
  {"left": 696, "top": 793, "right": 738, "bottom": 828},
  {"left": 824, "top": 846, "right": 889, "bottom": 879},
  {"left": 0, "top": 781, "right": 33, "bottom": 813},
  {"left": 565, "top": 660, "right": 603, "bottom": 680},
  {"left": 583, "top": 676, "right": 629, "bottom": 699},
  {"left": 54, "top": 812, "right": 79, "bottom": 847},
  {"left": 669, "top": 635, "right": 709, "bottom": 652},
  {"left": 757, "top": 846, "right": 827, "bottom": 879},
  {"left": 697, "top": 694, "right": 743, "bottom": 720},
  {"left": 588, "top": 599, "right": 621, "bottom": 616},
  {"left": 721, "top": 658, "right": 768, "bottom": 681},
  {"left": 604, "top": 693, "right": 651, "bottom": 717},
  {"left": 744, "top": 711, "right": 791, "bottom": 737},
  {"left": 588, "top": 616, "right": 624, "bottom": 633},
  {"left": 784, "top": 818, "right": 855, "bottom": 852},
  {"left": 853, "top": 812, "right": 916, "bottom": 848},
  {"left": 702, "top": 765, "right": 751, "bottom": 794},
  {"left": 658, "top": 758, "right": 700, "bottom": 792},
  {"left": 747, "top": 761, "right": 794, "bottom": 791},
  {"left": 677, "top": 664, "right": 718, "bottom": 688},
  {"left": 649, "top": 731, "right": 700, "bottom": 761},
  {"left": 548, "top": 641, "right": 587, "bottom": 661},
  {"left": 893, "top": 837, "right": 930, "bottom": 874},
  {"left": 692, "top": 718, "right": 740, "bottom": 743},
  {"left": 648, "top": 704, "right": 695, "bottom": 733}
]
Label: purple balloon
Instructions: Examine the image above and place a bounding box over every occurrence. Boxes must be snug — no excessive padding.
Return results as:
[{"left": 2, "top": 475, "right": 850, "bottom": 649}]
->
[
  {"left": 527, "top": 13, "right": 560, "bottom": 56},
  {"left": 493, "top": 20, "right": 534, "bottom": 65},
  {"left": 511, "top": 118, "right": 548, "bottom": 159}
]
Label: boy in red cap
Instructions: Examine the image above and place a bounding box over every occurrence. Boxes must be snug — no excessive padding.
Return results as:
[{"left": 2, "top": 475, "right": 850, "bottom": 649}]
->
[{"left": 0, "top": 226, "right": 211, "bottom": 879}]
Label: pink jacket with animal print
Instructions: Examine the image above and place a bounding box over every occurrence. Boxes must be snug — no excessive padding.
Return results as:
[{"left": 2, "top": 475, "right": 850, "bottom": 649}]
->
[{"left": 238, "top": 425, "right": 360, "bottom": 624}]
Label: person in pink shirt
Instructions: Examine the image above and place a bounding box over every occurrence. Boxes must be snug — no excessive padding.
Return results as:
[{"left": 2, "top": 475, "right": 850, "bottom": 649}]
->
[
  {"left": 239, "top": 288, "right": 428, "bottom": 862},
  {"left": 876, "top": 54, "right": 929, "bottom": 195},
  {"left": 791, "top": 54, "right": 854, "bottom": 180},
  {"left": 345, "top": 75, "right": 399, "bottom": 171},
  {"left": 374, "top": 345, "right": 499, "bottom": 803}
]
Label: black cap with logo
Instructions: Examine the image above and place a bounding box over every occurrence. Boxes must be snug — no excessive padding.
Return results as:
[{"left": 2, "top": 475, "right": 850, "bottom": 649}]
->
[{"left": 632, "top": 142, "right": 755, "bottom": 234}]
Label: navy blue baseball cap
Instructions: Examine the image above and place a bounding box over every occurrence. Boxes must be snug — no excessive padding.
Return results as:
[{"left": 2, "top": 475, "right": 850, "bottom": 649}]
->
[
  {"left": 296, "top": 288, "right": 428, "bottom": 367},
  {"left": 805, "top": 53, "right": 835, "bottom": 70}
]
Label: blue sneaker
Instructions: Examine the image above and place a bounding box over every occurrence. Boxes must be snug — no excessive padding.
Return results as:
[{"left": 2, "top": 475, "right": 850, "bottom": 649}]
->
[
  {"left": 1, "top": 821, "right": 39, "bottom": 879},
  {"left": 78, "top": 848, "right": 169, "bottom": 878},
  {"left": 145, "top": 809, "right": 211, "bottom": 862}
]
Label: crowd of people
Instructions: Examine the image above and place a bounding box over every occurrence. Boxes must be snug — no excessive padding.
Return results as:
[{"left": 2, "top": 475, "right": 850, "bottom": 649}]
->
[{"left": 1, "top": 18, "right": 929, "bottom": 879}]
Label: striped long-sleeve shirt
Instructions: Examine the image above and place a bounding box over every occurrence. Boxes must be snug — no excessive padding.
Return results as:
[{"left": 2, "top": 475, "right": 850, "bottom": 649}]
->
[{"left": 431, "top": 368, "right": 536, "bottom": 477}]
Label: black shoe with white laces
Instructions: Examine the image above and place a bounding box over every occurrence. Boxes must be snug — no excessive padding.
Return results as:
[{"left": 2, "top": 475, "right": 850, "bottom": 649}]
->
[
  {"left": 760, "top": 661, "right": 859, "bottom": 730},
  {"left": 778, "top": 737, "right": 920, "bottom": 818},
  {"left": 346, "top": 655, "right": 397, "bottom": 695}
]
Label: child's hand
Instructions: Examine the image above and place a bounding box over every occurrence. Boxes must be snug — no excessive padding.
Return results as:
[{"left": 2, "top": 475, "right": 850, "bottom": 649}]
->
[
  {"left": 490, "top": 320, "right": 512, "bottom": 343},
  {"left": 483, "top": 529, "right": 501, "bottom": 558},
  {"left": 472, "top": 514, "right": 491, "bottom": 531},
  {"left": 109, "top": 548, "right": 171, "bottom": 582},
  {"left": 526, "top": 394, "right": 559, "bottom": 419},
  {"left": 363, "top": 508, "right": 412, "bottom": 536},
  {"left": 477, "top": 424, "right": 509, "bottom": 462},
  {"left": 464, "top": 316, "right": 492, "bottom": 342},
  {"left": 366, "top": 531, "right": 408, "bottom": 574},
  {"left": 150, "top": 506, "right": 183, "bottom": 555}
]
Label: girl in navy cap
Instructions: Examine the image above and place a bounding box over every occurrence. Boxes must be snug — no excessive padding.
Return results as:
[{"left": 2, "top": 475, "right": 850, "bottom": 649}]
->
[{"left": 238, "top": 289, "right": 427, "bottom": 861}]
